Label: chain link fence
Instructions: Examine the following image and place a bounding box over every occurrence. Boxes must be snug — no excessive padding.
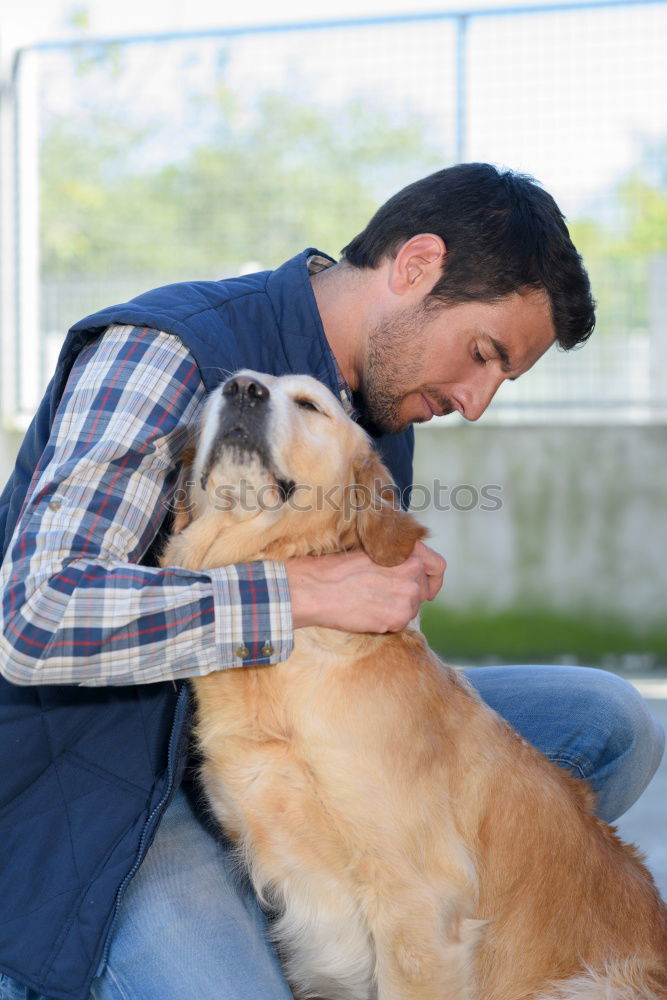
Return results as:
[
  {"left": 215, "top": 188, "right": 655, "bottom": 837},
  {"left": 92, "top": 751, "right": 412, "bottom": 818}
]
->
[{"left": 2, "top": 0, "right": 667, "bottom": 424}]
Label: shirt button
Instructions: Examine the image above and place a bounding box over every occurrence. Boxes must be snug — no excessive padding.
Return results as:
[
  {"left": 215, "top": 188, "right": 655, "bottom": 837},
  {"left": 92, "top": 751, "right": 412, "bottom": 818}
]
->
[
  {"left": 235, "top": 644, "right": 250, "bottom": 660},
  {"left": 261, "top": 641, "right": 274, "bottom": 656},
  {"left": 48, "top": 499, "right": 62, "bottom": 512}
]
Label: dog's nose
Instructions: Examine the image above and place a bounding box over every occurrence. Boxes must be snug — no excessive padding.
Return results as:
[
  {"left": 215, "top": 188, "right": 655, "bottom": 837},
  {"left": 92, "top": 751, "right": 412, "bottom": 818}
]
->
[{"left": 222, "top": 375, "right": 270, "bottom": 405}]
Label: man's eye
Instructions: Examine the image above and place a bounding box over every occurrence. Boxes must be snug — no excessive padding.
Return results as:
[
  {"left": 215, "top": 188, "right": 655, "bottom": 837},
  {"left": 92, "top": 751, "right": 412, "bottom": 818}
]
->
[
  {"left": 473, "top": 348, "right": 487, "bottom": 364},
  {"left": 295, "top": 398, "right": 320, "bottom": 412}
]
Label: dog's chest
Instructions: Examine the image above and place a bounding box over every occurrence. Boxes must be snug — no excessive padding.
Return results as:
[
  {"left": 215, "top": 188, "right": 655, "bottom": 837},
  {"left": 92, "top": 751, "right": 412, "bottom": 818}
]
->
[{"left": 193, "top": 633, "right": 356, "bottom": 746}]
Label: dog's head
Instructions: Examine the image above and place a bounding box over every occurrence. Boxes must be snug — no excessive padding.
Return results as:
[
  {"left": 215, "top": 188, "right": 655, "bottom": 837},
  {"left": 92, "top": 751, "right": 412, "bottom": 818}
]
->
[{"left": 171, "top": 371, "right": 425, "bottom": 567}]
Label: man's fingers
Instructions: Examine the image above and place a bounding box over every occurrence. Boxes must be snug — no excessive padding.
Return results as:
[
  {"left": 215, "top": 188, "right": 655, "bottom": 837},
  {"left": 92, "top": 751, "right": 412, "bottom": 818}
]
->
[
  {"left": 414, "top": 539, "right": 447, "bottom": 575},
  {"left": 412, "top": 541, "right": 446, "bottom": 600},
  {"left": 286, "top": 541, "right": 447, "bottom": 633}
]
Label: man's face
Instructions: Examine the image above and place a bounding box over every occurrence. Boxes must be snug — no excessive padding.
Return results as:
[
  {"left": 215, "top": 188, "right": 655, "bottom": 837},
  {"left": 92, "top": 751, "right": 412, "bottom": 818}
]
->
[{"left": 360, "top": 289, "right": 556, "bottom": 433}]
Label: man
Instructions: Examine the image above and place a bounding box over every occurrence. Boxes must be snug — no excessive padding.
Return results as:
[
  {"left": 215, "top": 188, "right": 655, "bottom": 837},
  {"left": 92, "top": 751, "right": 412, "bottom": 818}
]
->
[{"left": 0, "top": 163, "right": 663, "bottom": 1000}]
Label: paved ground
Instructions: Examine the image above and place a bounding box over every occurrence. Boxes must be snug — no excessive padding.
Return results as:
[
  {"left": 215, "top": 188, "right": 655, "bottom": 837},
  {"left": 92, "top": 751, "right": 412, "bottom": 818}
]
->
[{"left": 614, "top": 676, "right": 667, "bottom": 899}]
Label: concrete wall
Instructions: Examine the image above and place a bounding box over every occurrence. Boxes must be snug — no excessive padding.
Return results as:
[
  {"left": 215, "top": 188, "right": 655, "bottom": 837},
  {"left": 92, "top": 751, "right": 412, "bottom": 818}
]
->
[
  {"left": 413, "top": 422, "right": 666, "bottom": 629},
  {"left": 0, "top": 421, "right": 664, "bottom": 630}
]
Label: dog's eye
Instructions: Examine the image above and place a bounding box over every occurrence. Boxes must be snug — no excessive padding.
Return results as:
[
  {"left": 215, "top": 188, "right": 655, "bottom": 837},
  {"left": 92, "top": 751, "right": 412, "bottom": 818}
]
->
[{"left": 294, "top": 398, "right": 321, "bottom": 413}]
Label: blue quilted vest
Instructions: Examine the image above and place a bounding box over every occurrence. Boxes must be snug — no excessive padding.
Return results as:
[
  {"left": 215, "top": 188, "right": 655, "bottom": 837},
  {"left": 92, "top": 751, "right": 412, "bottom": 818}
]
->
[{"left": 0, "top": 249, "right": 414, "bottom": 999}]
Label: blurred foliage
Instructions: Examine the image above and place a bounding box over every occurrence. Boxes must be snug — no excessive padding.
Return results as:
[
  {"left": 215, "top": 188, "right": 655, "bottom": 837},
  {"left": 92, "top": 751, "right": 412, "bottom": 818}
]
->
[
  {"left": 40, "top": 80, "right": 441, "bottom": 279},
  {"left": 569, "top": 136, "right": 667, "bottom": 335},
  {"left": 66, "top": 7, "right": 90, "bottom": 31},
  {"left": 38, "top": 35, "right": 667, "bottom": 334},
  {"left": 421, "top": 602, "right": 667, "bottom": 668}
]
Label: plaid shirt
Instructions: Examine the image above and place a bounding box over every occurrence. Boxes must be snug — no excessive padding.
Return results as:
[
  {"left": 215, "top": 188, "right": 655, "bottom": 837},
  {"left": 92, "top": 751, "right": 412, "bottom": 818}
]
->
[{"left": 0, "top": 323, "right": 295, "bottom": 686}]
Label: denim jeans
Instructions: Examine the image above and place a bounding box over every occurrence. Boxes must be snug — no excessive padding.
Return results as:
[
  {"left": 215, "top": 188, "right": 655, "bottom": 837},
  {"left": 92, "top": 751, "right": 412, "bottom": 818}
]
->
[{"left": 2, "top": 665, "right": 664, "bottom": 1000}]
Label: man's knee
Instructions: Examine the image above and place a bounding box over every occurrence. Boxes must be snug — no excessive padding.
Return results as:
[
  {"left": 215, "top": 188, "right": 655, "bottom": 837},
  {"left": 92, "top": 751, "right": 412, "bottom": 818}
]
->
[{"left": 582, "top": 669, "right": 665, "bottom": 822}]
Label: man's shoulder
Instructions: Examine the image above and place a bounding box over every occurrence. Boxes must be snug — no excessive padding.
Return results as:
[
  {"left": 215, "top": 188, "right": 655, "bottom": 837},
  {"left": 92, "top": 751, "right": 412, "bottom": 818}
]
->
[
  {"left": 139, "top": 270, "right": 273, "bottom": 315},
  {"left": 69, "top": 270, "right": 273, "bottom": 338},
  {"left": 65, "top": 250, "right": 325, "bottom": 393},
  {"left": 69, "top": 249, "right": 321, "bottom": 340}
]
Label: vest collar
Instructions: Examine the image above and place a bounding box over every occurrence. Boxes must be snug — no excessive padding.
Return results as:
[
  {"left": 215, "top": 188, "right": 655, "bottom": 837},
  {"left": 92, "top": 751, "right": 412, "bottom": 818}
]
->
[{"left": 266, "top": 248, "right": 342, "bottom": 397}]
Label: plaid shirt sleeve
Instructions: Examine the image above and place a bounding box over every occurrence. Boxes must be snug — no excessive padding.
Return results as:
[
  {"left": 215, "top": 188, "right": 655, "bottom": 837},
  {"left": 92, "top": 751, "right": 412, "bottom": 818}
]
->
[{"left": 0, "top": 324, "right": 294, "bottom": 686}]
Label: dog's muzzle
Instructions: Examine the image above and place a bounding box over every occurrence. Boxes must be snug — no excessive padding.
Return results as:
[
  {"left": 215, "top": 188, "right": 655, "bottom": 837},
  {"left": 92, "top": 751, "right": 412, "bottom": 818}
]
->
[
  {"left": 223, "top": 374, "right": 270, "bottom": 407},
  {"left": 199, "top": 375, "right": 296, "bottom": 501},
  {"left": 220, "top": 375, "right": 271, "bottom": 442},
  {"left": 218, "top": 374, "right": 271, "bottom": 445}
]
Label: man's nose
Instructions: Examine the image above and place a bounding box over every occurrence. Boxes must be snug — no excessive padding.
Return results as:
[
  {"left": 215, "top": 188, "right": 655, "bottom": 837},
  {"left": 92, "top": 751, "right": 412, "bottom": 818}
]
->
[
  {"left": 460, "top": 378, "right": 502, "bottom": 421},
  {"left": 222, "top": 374, "right": 270, "bottom": 405}
]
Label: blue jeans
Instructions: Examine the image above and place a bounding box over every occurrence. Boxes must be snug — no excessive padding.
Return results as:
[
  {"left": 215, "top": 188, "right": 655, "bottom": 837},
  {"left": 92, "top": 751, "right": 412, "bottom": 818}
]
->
[{"left": 2, "top": 665, "right": 664, "bottom": 1000}]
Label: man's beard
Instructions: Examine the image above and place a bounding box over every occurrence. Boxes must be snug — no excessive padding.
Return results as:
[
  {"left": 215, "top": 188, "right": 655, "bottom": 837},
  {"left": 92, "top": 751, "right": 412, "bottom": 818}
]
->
[{"left": 356, "top": 301, "right": 451, "bottom": 435}]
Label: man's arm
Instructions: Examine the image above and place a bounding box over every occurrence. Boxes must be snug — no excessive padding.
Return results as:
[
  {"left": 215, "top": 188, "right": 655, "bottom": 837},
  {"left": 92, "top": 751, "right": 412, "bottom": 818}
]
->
[{"left": 0, "top": 324, "right": 295, "bottom": 685}]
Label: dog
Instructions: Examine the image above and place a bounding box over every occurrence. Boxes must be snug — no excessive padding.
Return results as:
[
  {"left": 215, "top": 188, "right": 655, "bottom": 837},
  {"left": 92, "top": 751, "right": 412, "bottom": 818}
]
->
[{"left": 161, "top": 371, "right": 667, "bottom": 1000}]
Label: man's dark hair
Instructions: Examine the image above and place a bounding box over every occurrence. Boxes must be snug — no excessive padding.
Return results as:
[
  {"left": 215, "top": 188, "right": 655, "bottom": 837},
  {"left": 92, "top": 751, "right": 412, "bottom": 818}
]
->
[{"left": 341, "top": 163, "right": 595, "bottom": 350}]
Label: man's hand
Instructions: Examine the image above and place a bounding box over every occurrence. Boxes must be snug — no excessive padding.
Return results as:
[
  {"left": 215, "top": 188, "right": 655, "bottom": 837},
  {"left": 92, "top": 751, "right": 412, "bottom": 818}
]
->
[{"left": 284, "top": 541, "right": 446, "bottom": 634}]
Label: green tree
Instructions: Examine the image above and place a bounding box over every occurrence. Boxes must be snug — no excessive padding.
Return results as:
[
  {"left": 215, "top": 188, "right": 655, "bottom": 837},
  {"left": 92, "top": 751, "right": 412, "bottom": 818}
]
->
[
  {"left": 40, "top": 86, "right": 442, "bottom": 281},
  {"left": 569, "top": 138, "right": 667, "bottom": 336}
]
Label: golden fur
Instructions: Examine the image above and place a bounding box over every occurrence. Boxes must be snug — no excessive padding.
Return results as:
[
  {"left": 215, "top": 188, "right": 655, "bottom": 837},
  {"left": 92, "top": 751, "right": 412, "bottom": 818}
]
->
[{"left": 161, "top": 371, "right": 667, "bottom": 1000}]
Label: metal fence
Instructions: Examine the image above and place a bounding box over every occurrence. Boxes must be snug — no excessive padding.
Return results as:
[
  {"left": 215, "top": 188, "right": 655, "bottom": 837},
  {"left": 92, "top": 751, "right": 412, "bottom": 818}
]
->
[{"left": 1, "top": 0, "right": 667, "bottom": 426}]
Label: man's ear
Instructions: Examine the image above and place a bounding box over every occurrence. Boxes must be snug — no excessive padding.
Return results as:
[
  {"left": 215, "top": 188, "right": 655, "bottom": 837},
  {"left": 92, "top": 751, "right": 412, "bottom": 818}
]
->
[
  {"left": 170, "top": 440, "right": 197, "bottom": 534},
  {"left": 389, "top": 233, "right": 446, "bottom": 296},
  {"left": 353, "top": 449, "right": 427, "bottom": 567}
]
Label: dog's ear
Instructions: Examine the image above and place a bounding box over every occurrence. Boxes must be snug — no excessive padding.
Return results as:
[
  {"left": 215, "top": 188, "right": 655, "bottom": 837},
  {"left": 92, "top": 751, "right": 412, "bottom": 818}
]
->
[
  {"left": 353, "top": 449, "right": 427, "bottom": 567},
  {"left": 170, "top": 439, "right": 197, "bottom": 534}
]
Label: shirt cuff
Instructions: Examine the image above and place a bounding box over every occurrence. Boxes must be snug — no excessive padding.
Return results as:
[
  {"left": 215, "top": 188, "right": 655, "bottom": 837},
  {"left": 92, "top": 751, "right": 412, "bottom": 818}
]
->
[{"left": 210, "top": 560, "right": 294, "bottom": 668}]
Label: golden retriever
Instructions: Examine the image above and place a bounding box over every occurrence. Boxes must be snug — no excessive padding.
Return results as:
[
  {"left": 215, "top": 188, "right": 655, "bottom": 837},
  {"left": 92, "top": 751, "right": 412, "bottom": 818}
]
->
[{"left": 161, "top": 371, "right": 667, "bottom": 1000}]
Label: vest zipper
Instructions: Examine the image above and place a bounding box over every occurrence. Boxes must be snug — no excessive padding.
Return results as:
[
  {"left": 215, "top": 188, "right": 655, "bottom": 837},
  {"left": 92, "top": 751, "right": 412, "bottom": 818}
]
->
[{"left": 96, "top": 682, "right": 191, "bottom": 975}]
